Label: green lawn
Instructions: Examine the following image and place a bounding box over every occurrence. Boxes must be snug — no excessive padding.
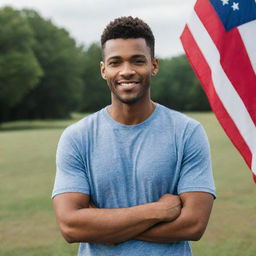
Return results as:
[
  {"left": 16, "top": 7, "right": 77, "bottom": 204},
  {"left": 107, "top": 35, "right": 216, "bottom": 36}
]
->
[{"left": 0, "top": 112, "right": 255, "bottom": 256}]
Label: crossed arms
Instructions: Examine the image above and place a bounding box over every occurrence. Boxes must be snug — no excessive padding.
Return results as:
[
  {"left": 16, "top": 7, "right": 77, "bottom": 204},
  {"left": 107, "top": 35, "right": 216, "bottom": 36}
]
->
[{"left": 53, "top": 192, "right": 214, "bottom": 244}]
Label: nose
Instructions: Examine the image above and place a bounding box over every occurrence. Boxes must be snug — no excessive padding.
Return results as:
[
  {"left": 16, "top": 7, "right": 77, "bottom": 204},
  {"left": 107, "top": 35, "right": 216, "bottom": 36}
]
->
[{"left": 119, "top": 63, "right": 136, "bottom": 77}]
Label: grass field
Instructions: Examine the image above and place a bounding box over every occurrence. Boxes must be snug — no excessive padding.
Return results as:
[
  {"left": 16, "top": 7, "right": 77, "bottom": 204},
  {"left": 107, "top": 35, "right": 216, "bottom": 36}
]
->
[{"left": 0, "top": 112, "right": 255, "bottom": 256}]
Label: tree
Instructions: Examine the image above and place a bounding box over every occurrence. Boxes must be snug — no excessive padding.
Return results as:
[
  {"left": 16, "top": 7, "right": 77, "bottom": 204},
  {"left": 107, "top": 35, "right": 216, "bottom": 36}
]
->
[
  {"left": 151, "top": 55, "right": 210, "bottom": 111},
  {"left": 0, "top": 6, "right": 210, "bottom": 123},
  {"left": 10, "top": 9, "right": 83, "bottom": 120},
  {"left": 79, "top": 43, "right": 110, "bottom": 112},
  {"left": 0, "top": 7, "right": 42, "bottom": 122}
]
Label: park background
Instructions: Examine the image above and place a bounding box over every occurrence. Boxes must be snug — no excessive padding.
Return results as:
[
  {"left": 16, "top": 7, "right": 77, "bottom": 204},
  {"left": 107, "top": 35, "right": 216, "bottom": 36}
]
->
[{"left": 0, "top": 1, "right": 255, "bottom": 255}]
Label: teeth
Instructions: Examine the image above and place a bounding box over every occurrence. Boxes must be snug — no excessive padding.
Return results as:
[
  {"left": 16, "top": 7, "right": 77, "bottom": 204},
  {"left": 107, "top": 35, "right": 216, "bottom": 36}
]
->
[{"left": 119, "top": 82, "right": 138, "bottom": 86}]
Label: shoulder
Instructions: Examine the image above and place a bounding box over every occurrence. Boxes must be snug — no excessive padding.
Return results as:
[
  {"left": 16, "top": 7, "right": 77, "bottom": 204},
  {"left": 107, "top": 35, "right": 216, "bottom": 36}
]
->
[
  {"left": 58, "top": 108, "right": 105, "bottom": 147},
  {"left": 157, "top": 104, "right": 202, "bottom": 138},
  {"left": 63, "top": 109, "right": 104, "bottom": 136}
]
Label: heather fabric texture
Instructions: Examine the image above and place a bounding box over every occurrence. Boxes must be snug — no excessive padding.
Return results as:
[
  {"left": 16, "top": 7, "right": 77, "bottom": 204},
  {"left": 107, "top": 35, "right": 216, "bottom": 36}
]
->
[{"left": 52, "top": 104, "right": 216, "bottom": 256}]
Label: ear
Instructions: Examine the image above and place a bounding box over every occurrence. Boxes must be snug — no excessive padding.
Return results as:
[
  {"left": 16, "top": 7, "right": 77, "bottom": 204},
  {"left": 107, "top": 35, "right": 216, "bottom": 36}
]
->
[
  {"left": 151, "top": 58, "right": 159, "bottom": 76},
  {"left": 100, "top": 61, "right": 106, "bottom": 80}
]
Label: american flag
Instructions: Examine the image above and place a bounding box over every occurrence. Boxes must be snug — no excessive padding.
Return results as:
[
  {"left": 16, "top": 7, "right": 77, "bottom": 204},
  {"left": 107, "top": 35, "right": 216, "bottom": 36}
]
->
[{"left": 180, "top": 0, "right": 256, "bottom": 183}]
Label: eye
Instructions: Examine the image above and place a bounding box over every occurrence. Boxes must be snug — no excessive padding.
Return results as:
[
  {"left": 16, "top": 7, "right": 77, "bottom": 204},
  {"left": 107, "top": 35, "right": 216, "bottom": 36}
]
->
[
  {"left": 134, "top": 59, "right": 146, "bottom": 64},
  {"left": 108, "top": 61, "right": 120, "bottom": 66}
]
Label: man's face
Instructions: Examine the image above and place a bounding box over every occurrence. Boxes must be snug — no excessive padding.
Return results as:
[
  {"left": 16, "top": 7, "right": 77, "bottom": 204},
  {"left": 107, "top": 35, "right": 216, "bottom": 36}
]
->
[{"left": 101, "top": 38, "right": 158, "bottom": 105}]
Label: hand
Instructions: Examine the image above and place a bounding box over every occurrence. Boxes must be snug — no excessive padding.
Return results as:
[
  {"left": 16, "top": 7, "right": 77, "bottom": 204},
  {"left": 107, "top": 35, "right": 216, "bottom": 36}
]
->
[{"left": 156, "top": 194, "right": 181, "bottom": 222}]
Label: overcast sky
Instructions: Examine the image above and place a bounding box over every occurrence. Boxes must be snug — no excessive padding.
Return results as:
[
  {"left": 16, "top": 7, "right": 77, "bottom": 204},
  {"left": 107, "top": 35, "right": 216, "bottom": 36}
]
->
[{"left": 0, "top": 0, "right": 196, "bottom": 58}]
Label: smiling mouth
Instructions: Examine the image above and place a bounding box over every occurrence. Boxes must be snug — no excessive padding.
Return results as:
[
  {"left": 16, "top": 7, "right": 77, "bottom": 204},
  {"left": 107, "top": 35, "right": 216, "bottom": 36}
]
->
[{"left": 118, "top": 81, "right": 139, "bottom": 87}]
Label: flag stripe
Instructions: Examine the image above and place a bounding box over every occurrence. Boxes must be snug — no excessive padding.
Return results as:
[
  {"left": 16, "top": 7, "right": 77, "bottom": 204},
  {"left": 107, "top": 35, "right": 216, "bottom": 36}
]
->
[
  {"left": 181, "top": 25, "right": 253, "bottom": 178},
  {"left": 195, "top": 0, "right": 256, "bottom": 126},
  {"left": 238, "top": 20, "right": 256, "bottom": 74},
  {"left": 185, "top": 9, "right": 256, "bottom": 176}
]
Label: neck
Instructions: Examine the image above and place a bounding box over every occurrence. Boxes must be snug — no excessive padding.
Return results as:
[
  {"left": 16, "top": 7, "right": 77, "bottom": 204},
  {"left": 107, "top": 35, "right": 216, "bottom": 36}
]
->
[{"left": 108, "top": 99, "right": 156, "bottom": 125}]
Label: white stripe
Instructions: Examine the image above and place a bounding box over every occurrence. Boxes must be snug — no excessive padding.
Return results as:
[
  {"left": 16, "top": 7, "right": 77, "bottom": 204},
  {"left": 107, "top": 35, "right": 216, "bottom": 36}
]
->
[
  {"left": 187, "top": 11, "right": 256, "bottom": 175},
  {"left": 238, "top": 20, "right": 256, "bottom": 75},
  {"left": 252, "top": 155, "right": 256, "bottom": 177}
]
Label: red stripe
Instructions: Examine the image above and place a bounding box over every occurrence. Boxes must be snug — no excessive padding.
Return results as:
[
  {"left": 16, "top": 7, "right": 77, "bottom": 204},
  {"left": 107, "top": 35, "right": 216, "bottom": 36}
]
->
[
  {"left": 180, "top": 26, "right": 253, "bottom": 175},
  {"left": 253, "top": 173, "right": 256, "bottom": 183},
  {"left": 194, "top": 0, "right": 256, "bottom": 126}
]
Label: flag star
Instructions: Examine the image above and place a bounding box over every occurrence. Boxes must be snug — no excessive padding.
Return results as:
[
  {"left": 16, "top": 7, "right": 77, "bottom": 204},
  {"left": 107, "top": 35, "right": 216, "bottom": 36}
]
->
[
  {"left": 220, "top": 0, "right": 229, "bottom": 5},
  {"left": 231, "top": 2, "right": 239, "bottom": 11}
]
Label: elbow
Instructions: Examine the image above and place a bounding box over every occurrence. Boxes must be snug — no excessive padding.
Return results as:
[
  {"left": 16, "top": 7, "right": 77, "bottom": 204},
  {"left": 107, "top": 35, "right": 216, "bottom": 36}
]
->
[
  {"left": 64, "top": 234, "right": 76, "bottom": 244},
  {"left": 188, "top": 221, "right": 207, "bottom": 241},
  {"left": 63, "top": 234, "right": 77, "bottom": 244},
  {"left": 189, "top": 231, "right": 203, "bottom": 241},
  {"left": 58, "top": 219, "right": 91, "bottom": 243},
  {"left": 59, "top": 221, "right": 102, "bottom": 244},
  {"left": 56, "top": 210, "right": 91, "bottom": 243},
  {"left": 60, "top": 226, "right": 109, "bottom": 244},
  {"left": 60, "top": 224, "right": 79, "bottom": 243}
]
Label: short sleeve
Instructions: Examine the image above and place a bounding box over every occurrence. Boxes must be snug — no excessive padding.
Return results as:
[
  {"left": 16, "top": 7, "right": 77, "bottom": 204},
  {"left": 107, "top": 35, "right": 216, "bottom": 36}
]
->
[
  {"left": 52, "top": 127, "right": 90, "bottom": 198},
  {"left": 177, "top": 123, "right": 216, "bottom": 198}
]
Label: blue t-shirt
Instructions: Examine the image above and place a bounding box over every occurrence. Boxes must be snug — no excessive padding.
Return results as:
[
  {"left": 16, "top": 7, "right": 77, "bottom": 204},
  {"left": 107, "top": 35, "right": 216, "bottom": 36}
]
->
[{"left": 52, "top": 103, "right": 216, "bottom": 256}]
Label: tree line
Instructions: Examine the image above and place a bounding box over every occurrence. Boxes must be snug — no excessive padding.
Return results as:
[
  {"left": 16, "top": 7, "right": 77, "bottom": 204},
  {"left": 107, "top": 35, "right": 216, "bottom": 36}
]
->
[{"left": 0, "top": 6, "right": 210, "bottom": 123}]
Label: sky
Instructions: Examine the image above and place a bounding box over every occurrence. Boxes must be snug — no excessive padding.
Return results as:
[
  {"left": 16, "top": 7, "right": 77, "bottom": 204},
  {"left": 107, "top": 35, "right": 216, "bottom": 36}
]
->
[{"left": 0, "top": 0, "right": 196, "bottom": 58}]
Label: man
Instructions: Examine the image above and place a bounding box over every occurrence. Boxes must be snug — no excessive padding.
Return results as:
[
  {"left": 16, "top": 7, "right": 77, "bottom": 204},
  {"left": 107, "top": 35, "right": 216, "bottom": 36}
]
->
[{"left": 52, "top": 16, "right": 216, "bottom": 256}]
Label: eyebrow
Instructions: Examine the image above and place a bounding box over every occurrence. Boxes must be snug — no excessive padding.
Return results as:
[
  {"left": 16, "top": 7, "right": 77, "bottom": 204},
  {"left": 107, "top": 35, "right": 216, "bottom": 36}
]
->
[
  {"left": 131, "top": 55, "right": 147, "bottom": 59},
  {"left": 107, "top": 56, "right": 121, "bottom": 61},
  {"left": 107, "top": 54, "right": 147, "bottom": 62}
]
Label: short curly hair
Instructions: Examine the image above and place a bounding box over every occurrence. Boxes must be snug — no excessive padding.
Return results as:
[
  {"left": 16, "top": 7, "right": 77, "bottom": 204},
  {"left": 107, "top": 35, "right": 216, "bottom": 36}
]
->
[{"left": 101, "top": 16, "right": 155, "bottom": 58}]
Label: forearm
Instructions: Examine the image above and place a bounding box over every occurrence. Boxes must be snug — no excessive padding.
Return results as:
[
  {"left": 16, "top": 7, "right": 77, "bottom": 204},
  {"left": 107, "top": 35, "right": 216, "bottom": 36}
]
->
[
  {"left": 136, "top": 209, "right": 202, "bottom": 243},
  {"left": 59, "top": 202, "right": 161, "bottom": 244},
  {"left": 136, "top": 192, "right": 214, "bottom": 243},
  {"left": 54, "top": 193, "right": 181, "bottom": 245}
]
